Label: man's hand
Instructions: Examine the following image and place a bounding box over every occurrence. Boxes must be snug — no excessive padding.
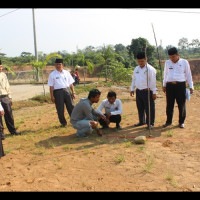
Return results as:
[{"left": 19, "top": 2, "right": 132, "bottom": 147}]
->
[
  {"left": 51, "top": 96, "right": 55, "bottom": 103},
  {"left": 152, "top": 94, "right": 157, "bottom": 100},
  {"left": 190, "top": 88, "right": 194, "bottom": 95},
  {"left": 162, "top": 87, "right": 166, "bottom": 94},
  {"left": 130, "top": 91, "right": 134, "bottom": 97},
  {"left": 99, "top": 115, "right": 110, "bottom": 125},
  {"left": 9, "top": 98, "right": 13, "bottom": 106},
  {"left": 0, "top": 110, "right": 4, "bottom": 116},
  {"left": 71, "top": 93, "right": 76, "bottom": 99},
  {"left": 106, "top": 113, "right": 111, "bottom": 119}
]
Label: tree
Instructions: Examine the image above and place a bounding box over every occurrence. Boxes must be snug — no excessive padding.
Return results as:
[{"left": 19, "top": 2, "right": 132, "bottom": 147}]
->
[
  {"left": 127, "top": 37, "right": 156, "bottom": 65},
  {"left": 178, "top": 37, "right": 189, "bottom": 50}
]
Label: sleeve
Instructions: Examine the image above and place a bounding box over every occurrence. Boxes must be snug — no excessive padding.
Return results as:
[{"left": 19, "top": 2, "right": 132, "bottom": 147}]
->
[
  {"left": 97, "top": 100, "right": 105, "bottom": 115},
  {"left": 163, "top": 61, "right": 168, "bottom": 87},
  {"left": 110, "top": 99, "right": 123, "bottom": 115},
  {"left": 83, "top": 102, "right": 101, "bottom": 120},
  {"left": 4, "top": 74, "right": 11, "bottom": 99},
  {"left": 0, "top": 102, "right": 4, "bottom": 111},
  {"left": 130, "top": 69, "right": 136, "bottom": 91},
  {"left": 149, "top": 67, "right": 157, "bottom": 94},
  {"left": 48, "top": 73, "right": 54, "bottom": 87},
  {"left": 67, "top": 71, "right": 75, "bottom": 85},
  {"left": 185, "top": 60, "right": 194, "bottom": 89}
]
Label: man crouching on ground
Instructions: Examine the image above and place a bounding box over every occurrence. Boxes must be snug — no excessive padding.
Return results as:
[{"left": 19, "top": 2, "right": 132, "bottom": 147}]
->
[{"left": 70, "top": 89, "right": 107, "bottom": 137}]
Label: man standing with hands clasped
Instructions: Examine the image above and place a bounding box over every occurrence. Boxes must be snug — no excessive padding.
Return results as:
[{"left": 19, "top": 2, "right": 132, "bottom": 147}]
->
[
  {"left": 162, "top": 47, "right": 194, "bottom": 128},
  {"left": 130, "top": 52, "right": 157, "bottom": 129},
  {"left": 48, "top": 58, "right": 75, "bottom": 127}
]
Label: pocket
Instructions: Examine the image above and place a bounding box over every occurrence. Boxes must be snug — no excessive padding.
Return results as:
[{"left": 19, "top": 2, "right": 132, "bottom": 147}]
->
[{"left": 175, "top": 66, "right": 185, "bottom": 73}]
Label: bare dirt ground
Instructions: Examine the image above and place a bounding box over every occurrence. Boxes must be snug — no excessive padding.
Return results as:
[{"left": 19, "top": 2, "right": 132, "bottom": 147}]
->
[
  {"left": 1, "top": 84, "right": 200, "bottom": 191},
  {"left": 10, "top": 84, "right": 49, "bottom": 102}
]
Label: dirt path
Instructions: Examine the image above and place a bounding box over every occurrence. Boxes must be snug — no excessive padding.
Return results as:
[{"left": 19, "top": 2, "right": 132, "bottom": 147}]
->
[{"left": 10, "top": 84, "right": 49, "bottom": 101}]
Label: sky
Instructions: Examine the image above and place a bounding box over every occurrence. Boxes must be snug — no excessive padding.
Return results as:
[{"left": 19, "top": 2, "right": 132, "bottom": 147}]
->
[{"left": 1, "top": 8, "right": 200, "bottom": 57}]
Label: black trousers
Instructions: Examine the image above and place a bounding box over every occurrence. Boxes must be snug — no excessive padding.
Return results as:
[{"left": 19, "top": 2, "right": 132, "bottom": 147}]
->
[
  {"left": 136, "top": 89, "right": 155, "bottom": 126},
  {"left": 99, "top": 114, "right": 121, "bottom": 127},
  {"left": 0, "top": 137, "right": 5, "bottom": 158},
  {"left": 0, "top": 96, "right": 16, "bottom": 134},
  {"left": 53, "top": 88, "right": 74, "bottom": 125},
  {"left": 0, "top": 116, "right": 5, "bottom": 158},
  {"left": 166, "top": 82, "right": 186, "bottom": 124}
]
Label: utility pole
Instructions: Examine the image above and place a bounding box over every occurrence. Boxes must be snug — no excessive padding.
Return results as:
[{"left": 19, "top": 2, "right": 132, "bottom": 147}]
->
[
  {"left": 32, "top": 8, "right": 38, "bottom": 61},
  {"left": 32, "top": 8, "right": 39, "bottom": 82}
]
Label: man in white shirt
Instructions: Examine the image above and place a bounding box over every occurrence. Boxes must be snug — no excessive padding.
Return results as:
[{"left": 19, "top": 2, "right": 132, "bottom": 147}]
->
[
  {"left": 48, "top": 58, "right": 76, "bottom": 127},
  {"left": 97, "top": 91, "right": 123, "bottom": 130},
  {"left": 0, "top": 102, "right": 5, "bottom": 158},
  {"left": 162, "top": 47, "right": 194, "bottom": 128},
  {"left": 130, "top": 52, "right": 157, "bottom": 128}
]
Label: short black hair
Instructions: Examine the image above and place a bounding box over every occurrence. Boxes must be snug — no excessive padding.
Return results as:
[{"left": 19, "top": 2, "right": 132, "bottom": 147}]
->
[
  {"left": 168, "top": 47, "right": 178, "bottom": 55},
  {"left": 88, "top": 89, "right": 101, "bottom": 99},
  {"left": 136, "top": 52, "right": 146, "bottom": 59},
  {"left": 107, "top": 91, "right": 116, "bottom": 98}
]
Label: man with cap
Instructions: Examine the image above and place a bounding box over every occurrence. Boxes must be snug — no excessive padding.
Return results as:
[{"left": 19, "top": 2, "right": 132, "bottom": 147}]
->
[
  {"left": 0, "top": 102, "right": 5, "bottom": 158},
  {"left": 48, "top": 58, "right": 75, "bottom": 126},
  {"left": 162, "top": 47, "right": 194, "bottom": 128},
  {"left": 0, "top": 60, "right": 21, "bottom": 137}
]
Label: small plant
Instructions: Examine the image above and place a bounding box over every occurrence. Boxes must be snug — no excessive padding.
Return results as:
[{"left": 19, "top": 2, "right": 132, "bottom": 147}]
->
[
  {"left": 114, "top": 154, "right": 125, "bottom": 164},
  {"left": 166, "top": 130, "right": 174, "bottom": 137},
  {"left": 143, "top": 153, "right": 155, "bottom": 173},
  {"left": 165, "top": 172, "right": 179, "bottom": 188}
]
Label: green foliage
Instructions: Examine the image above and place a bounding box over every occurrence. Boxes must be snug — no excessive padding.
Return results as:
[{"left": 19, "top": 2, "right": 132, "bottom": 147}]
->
[{"left": 85, "top": 60, "right": 94, "bottom": 74}]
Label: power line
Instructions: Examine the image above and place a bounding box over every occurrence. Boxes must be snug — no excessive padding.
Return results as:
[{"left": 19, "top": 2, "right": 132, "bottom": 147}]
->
[
  {"left": 134, "top": 8, "right": 200, "bottom": 15},
  {"left": 0, "top": 9, "right": 20, "bottom": 19}
]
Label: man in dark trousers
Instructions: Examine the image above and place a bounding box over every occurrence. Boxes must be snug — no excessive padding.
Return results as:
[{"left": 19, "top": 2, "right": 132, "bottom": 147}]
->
[
  {"left": 162, "top": 47, "right": 194, "bottom": 128},
  {"left": 0, "top": 60, "right": 21, "bottom": 137},
  {"left": 48, "top": 58, "right": 75, "bottom": 126},
  {"left": 0, "top": 102, "right": 5, "bottom": 158},
  {"left": 130, "top": 52, "right": 157, "bottom": 129}
]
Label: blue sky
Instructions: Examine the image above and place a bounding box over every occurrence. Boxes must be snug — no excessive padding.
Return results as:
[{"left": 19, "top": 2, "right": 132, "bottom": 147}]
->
[{"left": 1, "top": 8, "right": 200, "bottom": 57}]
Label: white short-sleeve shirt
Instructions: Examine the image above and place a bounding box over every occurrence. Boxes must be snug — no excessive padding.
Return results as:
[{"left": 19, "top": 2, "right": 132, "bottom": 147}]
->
[{"left": 48, "top": 69, "right": 75, "bottom": 90}]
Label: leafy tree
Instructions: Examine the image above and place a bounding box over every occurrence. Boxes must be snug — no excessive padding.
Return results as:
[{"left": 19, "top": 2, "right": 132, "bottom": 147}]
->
[{"left": 127, "top": 37, "right": 156, "bottom": 65}]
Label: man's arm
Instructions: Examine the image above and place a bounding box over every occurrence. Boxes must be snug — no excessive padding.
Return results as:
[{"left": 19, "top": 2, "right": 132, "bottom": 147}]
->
[
  {"left": 50, "top": 86, "right": 55, "bottom": 103},
  {"left": 162, "top": 61, "right": 168, "bottom": 93},
  {"left": 185, "top": 60, "right": 194, "bottom": 94},
  {"left": 69, "top": 84, "right": 76, "bottom": 99},
  {"left": 130, "top": 70, "right": 136, "bottom": 97}
]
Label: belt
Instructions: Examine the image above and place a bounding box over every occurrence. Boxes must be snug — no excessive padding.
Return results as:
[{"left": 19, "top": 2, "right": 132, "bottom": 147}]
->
[
  {"left": 167, "top": 81, "right": 185, "bottom": 85},
  {"left": 0, "top": 95, "right": 8, "bottom": 98},
  {"left": 137, "top": 88, "right": 149, "bottom": 92},
  {"left": 54, "top": 88, "right": 70, "bottom": 92}
]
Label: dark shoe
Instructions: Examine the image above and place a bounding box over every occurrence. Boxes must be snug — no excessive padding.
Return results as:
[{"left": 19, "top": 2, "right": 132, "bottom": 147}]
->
[
  {"left": 116, "top": 124, "right": 122, "bottom": 130},
  {"left": 162, "top": 123, "right": 172, "bottom": 128},
  {"left": 11, "top": 131, "right": 21, "bottom": 135},
  {"left": 61, "top": 123, "right": 67, "bottom": 127},
  {"left": 179, "top": 123, "right": 184, "bottom": 128},
  {"left": 134, "top": 122, "right": 145, "bottom": 127}
]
